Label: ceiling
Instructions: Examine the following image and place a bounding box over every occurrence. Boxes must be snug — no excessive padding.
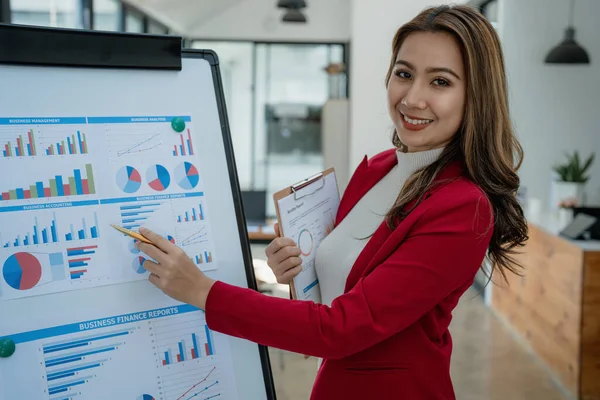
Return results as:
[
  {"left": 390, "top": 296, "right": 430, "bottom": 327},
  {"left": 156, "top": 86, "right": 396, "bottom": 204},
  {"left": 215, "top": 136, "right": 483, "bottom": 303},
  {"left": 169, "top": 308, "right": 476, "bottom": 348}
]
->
[{"left": 121, "top": 0, "right": 245, "bottom": 35}]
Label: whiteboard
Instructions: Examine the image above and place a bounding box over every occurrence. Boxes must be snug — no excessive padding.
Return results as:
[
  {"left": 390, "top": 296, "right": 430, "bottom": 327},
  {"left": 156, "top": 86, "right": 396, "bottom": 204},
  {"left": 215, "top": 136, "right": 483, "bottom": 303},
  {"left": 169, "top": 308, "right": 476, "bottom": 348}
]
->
[{"left": 0, "top": 26, "right": 275, "bottom": 400}]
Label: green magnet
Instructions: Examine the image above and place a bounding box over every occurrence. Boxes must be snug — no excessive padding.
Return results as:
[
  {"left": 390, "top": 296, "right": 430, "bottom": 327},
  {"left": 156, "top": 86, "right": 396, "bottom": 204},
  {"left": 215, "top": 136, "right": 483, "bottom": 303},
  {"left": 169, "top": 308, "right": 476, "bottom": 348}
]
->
[
  {"left": 171, "top": 117, "right": 186, "bottom": 133},
  {"left": 0, "top": 338, "right": 15, "bottom": 358}
]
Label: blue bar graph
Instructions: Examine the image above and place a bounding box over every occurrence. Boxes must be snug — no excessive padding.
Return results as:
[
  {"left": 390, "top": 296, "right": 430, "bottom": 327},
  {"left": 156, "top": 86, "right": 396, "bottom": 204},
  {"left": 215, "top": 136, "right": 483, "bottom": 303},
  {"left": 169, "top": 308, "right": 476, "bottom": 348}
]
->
[
  {"left": 2, "top": 215, "right": 60, "bottom": 248},
  {"left": 178, "top": 341, "right": 186, "bottom": 362},
  {"left": 119, "top": 203, "right": 162, "bottom": 230},
  {"left": 192, "top": 333, "right": 199, "bottom": 359},
  {"left": 66, "top": 212, "right": 100, "bottom": 241},
  {"left": 44, "top": 331, "right": 129, "bottom": 353},
  {"left": 47, "top": 359, "right": 107, "bottom": 380},
  {"left": 176, "top": 203, "right": 205, "bottom": 223},
  {"left": 1, "top": 212, "right": 99, "bottom": 248},
  {"left": 159, "top": 327, "right": 215, "bottom": 365},
  {"left": 48, "top": 376, "right": 91, "bottom": 395},
  {"left": 66, "top": 246, "right": 97, "bottom": 257},
  {"left": 45, "top": 345, "right": 121, "bottom": 367},
  {"left": 41, "top": 327, "right": 132, "bottom": 399},
  {"left": 205, "top": 325, "right": 213, "bottom": 356}
]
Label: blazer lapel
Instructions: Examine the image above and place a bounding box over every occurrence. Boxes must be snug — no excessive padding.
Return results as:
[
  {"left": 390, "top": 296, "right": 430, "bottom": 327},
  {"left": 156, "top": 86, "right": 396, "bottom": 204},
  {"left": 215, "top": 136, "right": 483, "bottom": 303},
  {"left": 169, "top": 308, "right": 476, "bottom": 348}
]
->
[{"left": 343, "top": 159, "right": 466, "bottom": 292}]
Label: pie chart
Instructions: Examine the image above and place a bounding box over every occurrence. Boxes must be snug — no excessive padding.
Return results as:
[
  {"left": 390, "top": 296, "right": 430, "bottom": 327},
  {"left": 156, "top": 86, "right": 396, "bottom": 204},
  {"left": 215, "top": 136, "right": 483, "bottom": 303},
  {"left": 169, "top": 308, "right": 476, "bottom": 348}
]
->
[
  {"left": 137, "top": 395, "right": 155, "bottom": 400},
  {"left": 298, "top": 229, "right": 314, "bottom": 257},
  {"left": 147, "top": 164, "right": 170, "bottom": 191},
  {"left": 3, "top": 252, "right": 42, "bottom": 290},
  {"left": 116, "top": 166, "right": 142, "bottom": 194},
  {"left": 175, "top": 162, "right": 199, "bottom": 190},
  {"left": 133, "top": 256, "right": 147, "bottom": 274},
  {"left": 128, "top": 239, "right": 140, "bottom": 254}
]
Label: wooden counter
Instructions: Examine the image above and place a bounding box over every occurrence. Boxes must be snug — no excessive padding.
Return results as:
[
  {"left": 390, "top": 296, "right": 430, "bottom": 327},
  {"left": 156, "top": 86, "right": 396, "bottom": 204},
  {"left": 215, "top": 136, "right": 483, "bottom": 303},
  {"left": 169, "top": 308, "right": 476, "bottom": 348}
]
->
[
  {"left": 491, "top": 221, "right": 600, "bottom": 399},
  {"left": 247, "top": 224, "right": 277, "bottom": 243}
]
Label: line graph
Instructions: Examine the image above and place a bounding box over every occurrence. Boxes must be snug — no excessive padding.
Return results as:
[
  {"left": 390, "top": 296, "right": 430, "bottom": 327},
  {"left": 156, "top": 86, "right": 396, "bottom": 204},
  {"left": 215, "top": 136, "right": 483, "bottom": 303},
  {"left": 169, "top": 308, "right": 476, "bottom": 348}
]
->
[
  {"left": 116, "top": 133, "right": 162, "bottom": 157},
  {"left": 175, "top": 367, "right": 216, "bottom": 400},
  {"left": 180, "top": 227, "right": 208, "bottom": 247},
  {"left": 104, "top": 125, "right": 166, "bottom": 162},
  {"left": 160, "top": 364, "right": 221, "bottom": 400}
]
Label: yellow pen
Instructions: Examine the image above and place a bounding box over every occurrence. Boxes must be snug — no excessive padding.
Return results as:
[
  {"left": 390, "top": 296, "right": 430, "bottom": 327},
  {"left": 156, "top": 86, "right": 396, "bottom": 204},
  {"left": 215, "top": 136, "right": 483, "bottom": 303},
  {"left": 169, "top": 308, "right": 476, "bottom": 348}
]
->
[{"left": 110, "top": 224, "right": 156, "bottom": 246}]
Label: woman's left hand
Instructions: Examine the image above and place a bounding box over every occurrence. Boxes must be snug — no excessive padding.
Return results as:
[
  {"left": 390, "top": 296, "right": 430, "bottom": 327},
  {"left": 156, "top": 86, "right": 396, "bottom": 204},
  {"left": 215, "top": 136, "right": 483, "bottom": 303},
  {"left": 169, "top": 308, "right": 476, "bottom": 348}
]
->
[{"left": 135, "top": 227, "right": 216, "bottom": 309}]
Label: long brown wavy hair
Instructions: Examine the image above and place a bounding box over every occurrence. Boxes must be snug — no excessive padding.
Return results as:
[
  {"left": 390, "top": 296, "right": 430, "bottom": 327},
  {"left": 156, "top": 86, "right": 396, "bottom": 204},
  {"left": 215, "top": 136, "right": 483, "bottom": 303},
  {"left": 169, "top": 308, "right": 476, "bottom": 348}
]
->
[{"left": 385, "top": 5, "right": 528, "bottom": 283}]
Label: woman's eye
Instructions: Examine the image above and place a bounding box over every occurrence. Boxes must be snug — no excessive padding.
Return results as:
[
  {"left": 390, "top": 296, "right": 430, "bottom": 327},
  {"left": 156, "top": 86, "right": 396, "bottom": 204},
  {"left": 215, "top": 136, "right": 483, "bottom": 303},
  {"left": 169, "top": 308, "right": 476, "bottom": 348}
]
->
[
  {"left": 433, "top": 78, "right": 450, "bottom": 87},
  {"left": 395, "top": 70, "right": 411, "bottom": 79}
]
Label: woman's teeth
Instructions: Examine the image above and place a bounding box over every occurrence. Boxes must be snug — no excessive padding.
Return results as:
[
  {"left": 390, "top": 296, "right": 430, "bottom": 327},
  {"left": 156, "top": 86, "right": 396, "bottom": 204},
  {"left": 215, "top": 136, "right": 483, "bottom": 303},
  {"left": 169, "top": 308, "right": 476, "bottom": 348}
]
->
[{"left": 403, "top": 114, "right": 433, "bottom": 125}]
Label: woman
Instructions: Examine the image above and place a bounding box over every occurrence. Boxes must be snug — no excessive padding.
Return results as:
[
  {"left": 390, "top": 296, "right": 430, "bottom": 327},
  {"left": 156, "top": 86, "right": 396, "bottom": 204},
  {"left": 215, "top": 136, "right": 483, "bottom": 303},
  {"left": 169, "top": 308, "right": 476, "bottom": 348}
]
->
[{"left": 136, "top": 5, "right": 528, "bottom": 399}]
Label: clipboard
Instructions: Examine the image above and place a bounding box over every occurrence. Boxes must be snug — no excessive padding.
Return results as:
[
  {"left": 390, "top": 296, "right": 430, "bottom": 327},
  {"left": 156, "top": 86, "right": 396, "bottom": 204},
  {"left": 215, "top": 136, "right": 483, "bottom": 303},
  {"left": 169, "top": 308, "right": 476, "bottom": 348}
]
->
[{"left": 273, "top": 168, "right": 340, "bottom": 302}]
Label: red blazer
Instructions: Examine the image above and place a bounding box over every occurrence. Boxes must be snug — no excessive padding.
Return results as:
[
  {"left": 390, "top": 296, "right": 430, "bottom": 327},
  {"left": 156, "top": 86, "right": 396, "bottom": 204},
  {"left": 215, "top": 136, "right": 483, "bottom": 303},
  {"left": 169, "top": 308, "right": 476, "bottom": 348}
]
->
[{"left": 205, "top": 149, "right": 493, "bottom": 400}]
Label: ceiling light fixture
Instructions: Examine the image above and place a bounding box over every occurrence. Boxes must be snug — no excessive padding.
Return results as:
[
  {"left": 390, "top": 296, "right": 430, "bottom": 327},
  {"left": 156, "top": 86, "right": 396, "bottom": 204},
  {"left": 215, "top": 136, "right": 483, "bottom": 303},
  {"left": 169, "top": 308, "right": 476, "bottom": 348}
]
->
[
  {"left": 282, "top": 9, "right": 307, "bottom": 23},
  {"left": 544, "top": 0, "right": 590, "bottom": 64},
  {"left": 277, "top": 0, "right": 306, "bottom": 9}
]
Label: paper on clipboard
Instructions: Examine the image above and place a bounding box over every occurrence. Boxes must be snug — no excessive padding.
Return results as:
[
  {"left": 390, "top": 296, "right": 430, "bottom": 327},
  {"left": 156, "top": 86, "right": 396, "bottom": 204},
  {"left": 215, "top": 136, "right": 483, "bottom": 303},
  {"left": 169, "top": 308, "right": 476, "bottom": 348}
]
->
[{"left": 273, "top": 168, "right": 340, "bottom": 303}]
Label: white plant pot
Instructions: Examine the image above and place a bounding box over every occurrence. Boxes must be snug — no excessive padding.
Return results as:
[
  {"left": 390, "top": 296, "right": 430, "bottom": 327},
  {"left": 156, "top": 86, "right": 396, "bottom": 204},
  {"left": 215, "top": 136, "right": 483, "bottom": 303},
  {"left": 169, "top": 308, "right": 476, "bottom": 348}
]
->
[{"left": 552, "top": 181, "right": 585, "bottom": 208}]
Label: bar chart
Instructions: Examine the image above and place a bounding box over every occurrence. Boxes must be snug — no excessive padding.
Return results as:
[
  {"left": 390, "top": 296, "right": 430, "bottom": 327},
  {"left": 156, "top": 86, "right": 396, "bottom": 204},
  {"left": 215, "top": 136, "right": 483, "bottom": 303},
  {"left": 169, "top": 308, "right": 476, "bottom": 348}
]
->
[
  {"left": 1, "top": 128, "right": 37, "bottom": 157},
  {"left": 172, "top": 129, "right": 195, "bottom": 157},
  {"left": 42, "top": 328, "right": 134, "bottom": 398},
  {"left": 45, "top": 130, "right": 89, "bottom": 155},
  {"left": 66, "top": 245, "right": 98, "bottom": 280},
  {"left": 120, "top": 202, "right": 163, "bottom": 230},
  {"left": 1, "top": 212, "right": 100, "bottom": 248},
  {"left": 192, "top": 251, "right": 213, "bottom": 265},
  {"left": 152, "top": 312, "right": 216, "bottom": 368},
  {"left": 176, "top": 203, "right": 205, "bottom": 223},
  {"left": 65, "top": 212, "right": 100, "bottom": 241},
  {"left": 0, "top": 164, "right": 96, "bottom": 201}
]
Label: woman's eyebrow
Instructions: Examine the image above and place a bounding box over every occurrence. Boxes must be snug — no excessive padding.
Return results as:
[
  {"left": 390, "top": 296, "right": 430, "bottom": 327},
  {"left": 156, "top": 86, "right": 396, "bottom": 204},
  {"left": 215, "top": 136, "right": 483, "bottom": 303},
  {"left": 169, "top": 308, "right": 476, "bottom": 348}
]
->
[{"left": 395, "top": 59, "right": 461, "bottom": 80}]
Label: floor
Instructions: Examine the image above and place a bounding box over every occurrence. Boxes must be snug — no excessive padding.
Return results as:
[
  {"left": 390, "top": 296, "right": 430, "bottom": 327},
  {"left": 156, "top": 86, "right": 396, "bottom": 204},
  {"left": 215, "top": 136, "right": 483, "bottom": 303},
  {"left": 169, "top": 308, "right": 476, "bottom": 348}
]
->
[{"left": 250, "top": 244, "right": 572, "bottom": 400}]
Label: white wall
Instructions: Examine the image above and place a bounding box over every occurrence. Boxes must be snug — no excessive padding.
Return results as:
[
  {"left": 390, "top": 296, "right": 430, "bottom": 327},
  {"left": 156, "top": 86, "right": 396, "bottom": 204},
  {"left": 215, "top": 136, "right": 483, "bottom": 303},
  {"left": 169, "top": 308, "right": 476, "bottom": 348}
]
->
[
  {"left": 501, "top": 0, "right": 600, "bottom": 207},
  {"left": 187, "top": 0, "right": 350, "bottom": 42},
  {"left": 348, "top": 0, "right": 469, "bottom": 169}
]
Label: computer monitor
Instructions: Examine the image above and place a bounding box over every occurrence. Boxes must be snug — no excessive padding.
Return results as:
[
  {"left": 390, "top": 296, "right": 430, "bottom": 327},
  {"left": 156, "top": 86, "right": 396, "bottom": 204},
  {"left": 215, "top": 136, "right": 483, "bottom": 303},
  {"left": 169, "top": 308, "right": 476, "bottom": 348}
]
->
[
  {"left": 241, "top": 190, "right": 267, "bottom": 226},
  {"left": 569, "top": 207, "right": 600, "bottom": 240}
]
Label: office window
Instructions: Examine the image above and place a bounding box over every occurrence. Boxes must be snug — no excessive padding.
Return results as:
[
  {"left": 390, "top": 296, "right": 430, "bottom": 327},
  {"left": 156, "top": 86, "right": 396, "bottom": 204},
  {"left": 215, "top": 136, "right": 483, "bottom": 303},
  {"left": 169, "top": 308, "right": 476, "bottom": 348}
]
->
[
  {"left": 11, "top": 0, "right": 78, "bottom": 28},
  {"left": 94, "top": 0, "right": 119, "bottom": 31},
  {"left": 191, "top": 41, "right": 346, "bottom": 218},
  {"left": 124, "top": 8, "right": 143, "bottom": 33},
  {"left": 148, "top": 21, "right": 167, "bottom": 34},
  {"left": 192, "top": 41, "right": 255, "bottom": 191},
  {"left": 257, "top": 44, "right": 337, "bottom": 217}
]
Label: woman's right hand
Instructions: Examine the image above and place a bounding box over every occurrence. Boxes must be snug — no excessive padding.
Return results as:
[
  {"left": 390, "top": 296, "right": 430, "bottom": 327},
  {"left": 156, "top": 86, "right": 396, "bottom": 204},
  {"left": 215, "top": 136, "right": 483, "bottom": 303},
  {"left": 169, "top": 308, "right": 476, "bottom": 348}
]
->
[{"left": 265, "top": 223, "right": 303, "bottom": 284}]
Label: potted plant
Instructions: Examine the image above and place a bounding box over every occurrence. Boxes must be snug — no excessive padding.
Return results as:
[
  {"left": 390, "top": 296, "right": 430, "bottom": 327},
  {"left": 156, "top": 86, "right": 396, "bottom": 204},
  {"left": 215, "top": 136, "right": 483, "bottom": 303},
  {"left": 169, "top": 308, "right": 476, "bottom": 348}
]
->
[{"left": 552, "top": 151, "right": 595, "bottom": 206}]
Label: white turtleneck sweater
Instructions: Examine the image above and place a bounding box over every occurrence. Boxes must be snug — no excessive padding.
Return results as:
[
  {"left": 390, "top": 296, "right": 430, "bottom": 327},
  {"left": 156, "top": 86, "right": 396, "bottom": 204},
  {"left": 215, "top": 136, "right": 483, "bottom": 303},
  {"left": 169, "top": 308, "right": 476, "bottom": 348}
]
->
[{"left": 314, "top": 147, "right": 444, "bottom": 307}]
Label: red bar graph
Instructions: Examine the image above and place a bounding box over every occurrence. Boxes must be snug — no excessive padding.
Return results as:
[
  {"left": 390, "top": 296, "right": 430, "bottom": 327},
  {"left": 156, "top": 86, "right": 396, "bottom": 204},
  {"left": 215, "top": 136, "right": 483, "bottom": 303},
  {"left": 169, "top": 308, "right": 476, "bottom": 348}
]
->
[
  {"left": 2, "top": 129, "right": 36, "bottom": 157},
  {"left": 173, "top": 129, "right": 195, "bottom": 156}
]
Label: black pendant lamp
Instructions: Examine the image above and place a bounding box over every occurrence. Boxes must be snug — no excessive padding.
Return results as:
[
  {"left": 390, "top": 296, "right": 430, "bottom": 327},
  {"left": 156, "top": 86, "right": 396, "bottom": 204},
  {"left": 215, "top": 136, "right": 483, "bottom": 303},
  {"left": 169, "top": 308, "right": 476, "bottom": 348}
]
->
[
  {"left": 545, "top": 0, "right": 590, "bottom": 64},
  {"left": 282, "top": 9, "right": 307, "bottom": 23},
  {"left": 277, "top": 0, "right": 307, "bottom": 23},
  {"left": 277, "top": 0, "right": 306, "bottom": 8}
]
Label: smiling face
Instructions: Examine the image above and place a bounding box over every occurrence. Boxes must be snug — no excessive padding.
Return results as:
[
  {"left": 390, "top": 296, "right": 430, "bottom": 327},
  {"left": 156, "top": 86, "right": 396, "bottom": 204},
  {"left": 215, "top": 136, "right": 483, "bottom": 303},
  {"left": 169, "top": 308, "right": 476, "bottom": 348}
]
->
[{"left": 387, "top": 31, "right": 466, "bottom": 153}]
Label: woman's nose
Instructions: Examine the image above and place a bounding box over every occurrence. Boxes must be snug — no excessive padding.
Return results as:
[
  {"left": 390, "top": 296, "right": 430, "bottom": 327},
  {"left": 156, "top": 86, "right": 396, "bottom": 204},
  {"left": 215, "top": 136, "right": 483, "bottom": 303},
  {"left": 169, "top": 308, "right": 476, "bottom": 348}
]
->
[{"left": 402, "top": 87, "right": 427, "bottom": 110}]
